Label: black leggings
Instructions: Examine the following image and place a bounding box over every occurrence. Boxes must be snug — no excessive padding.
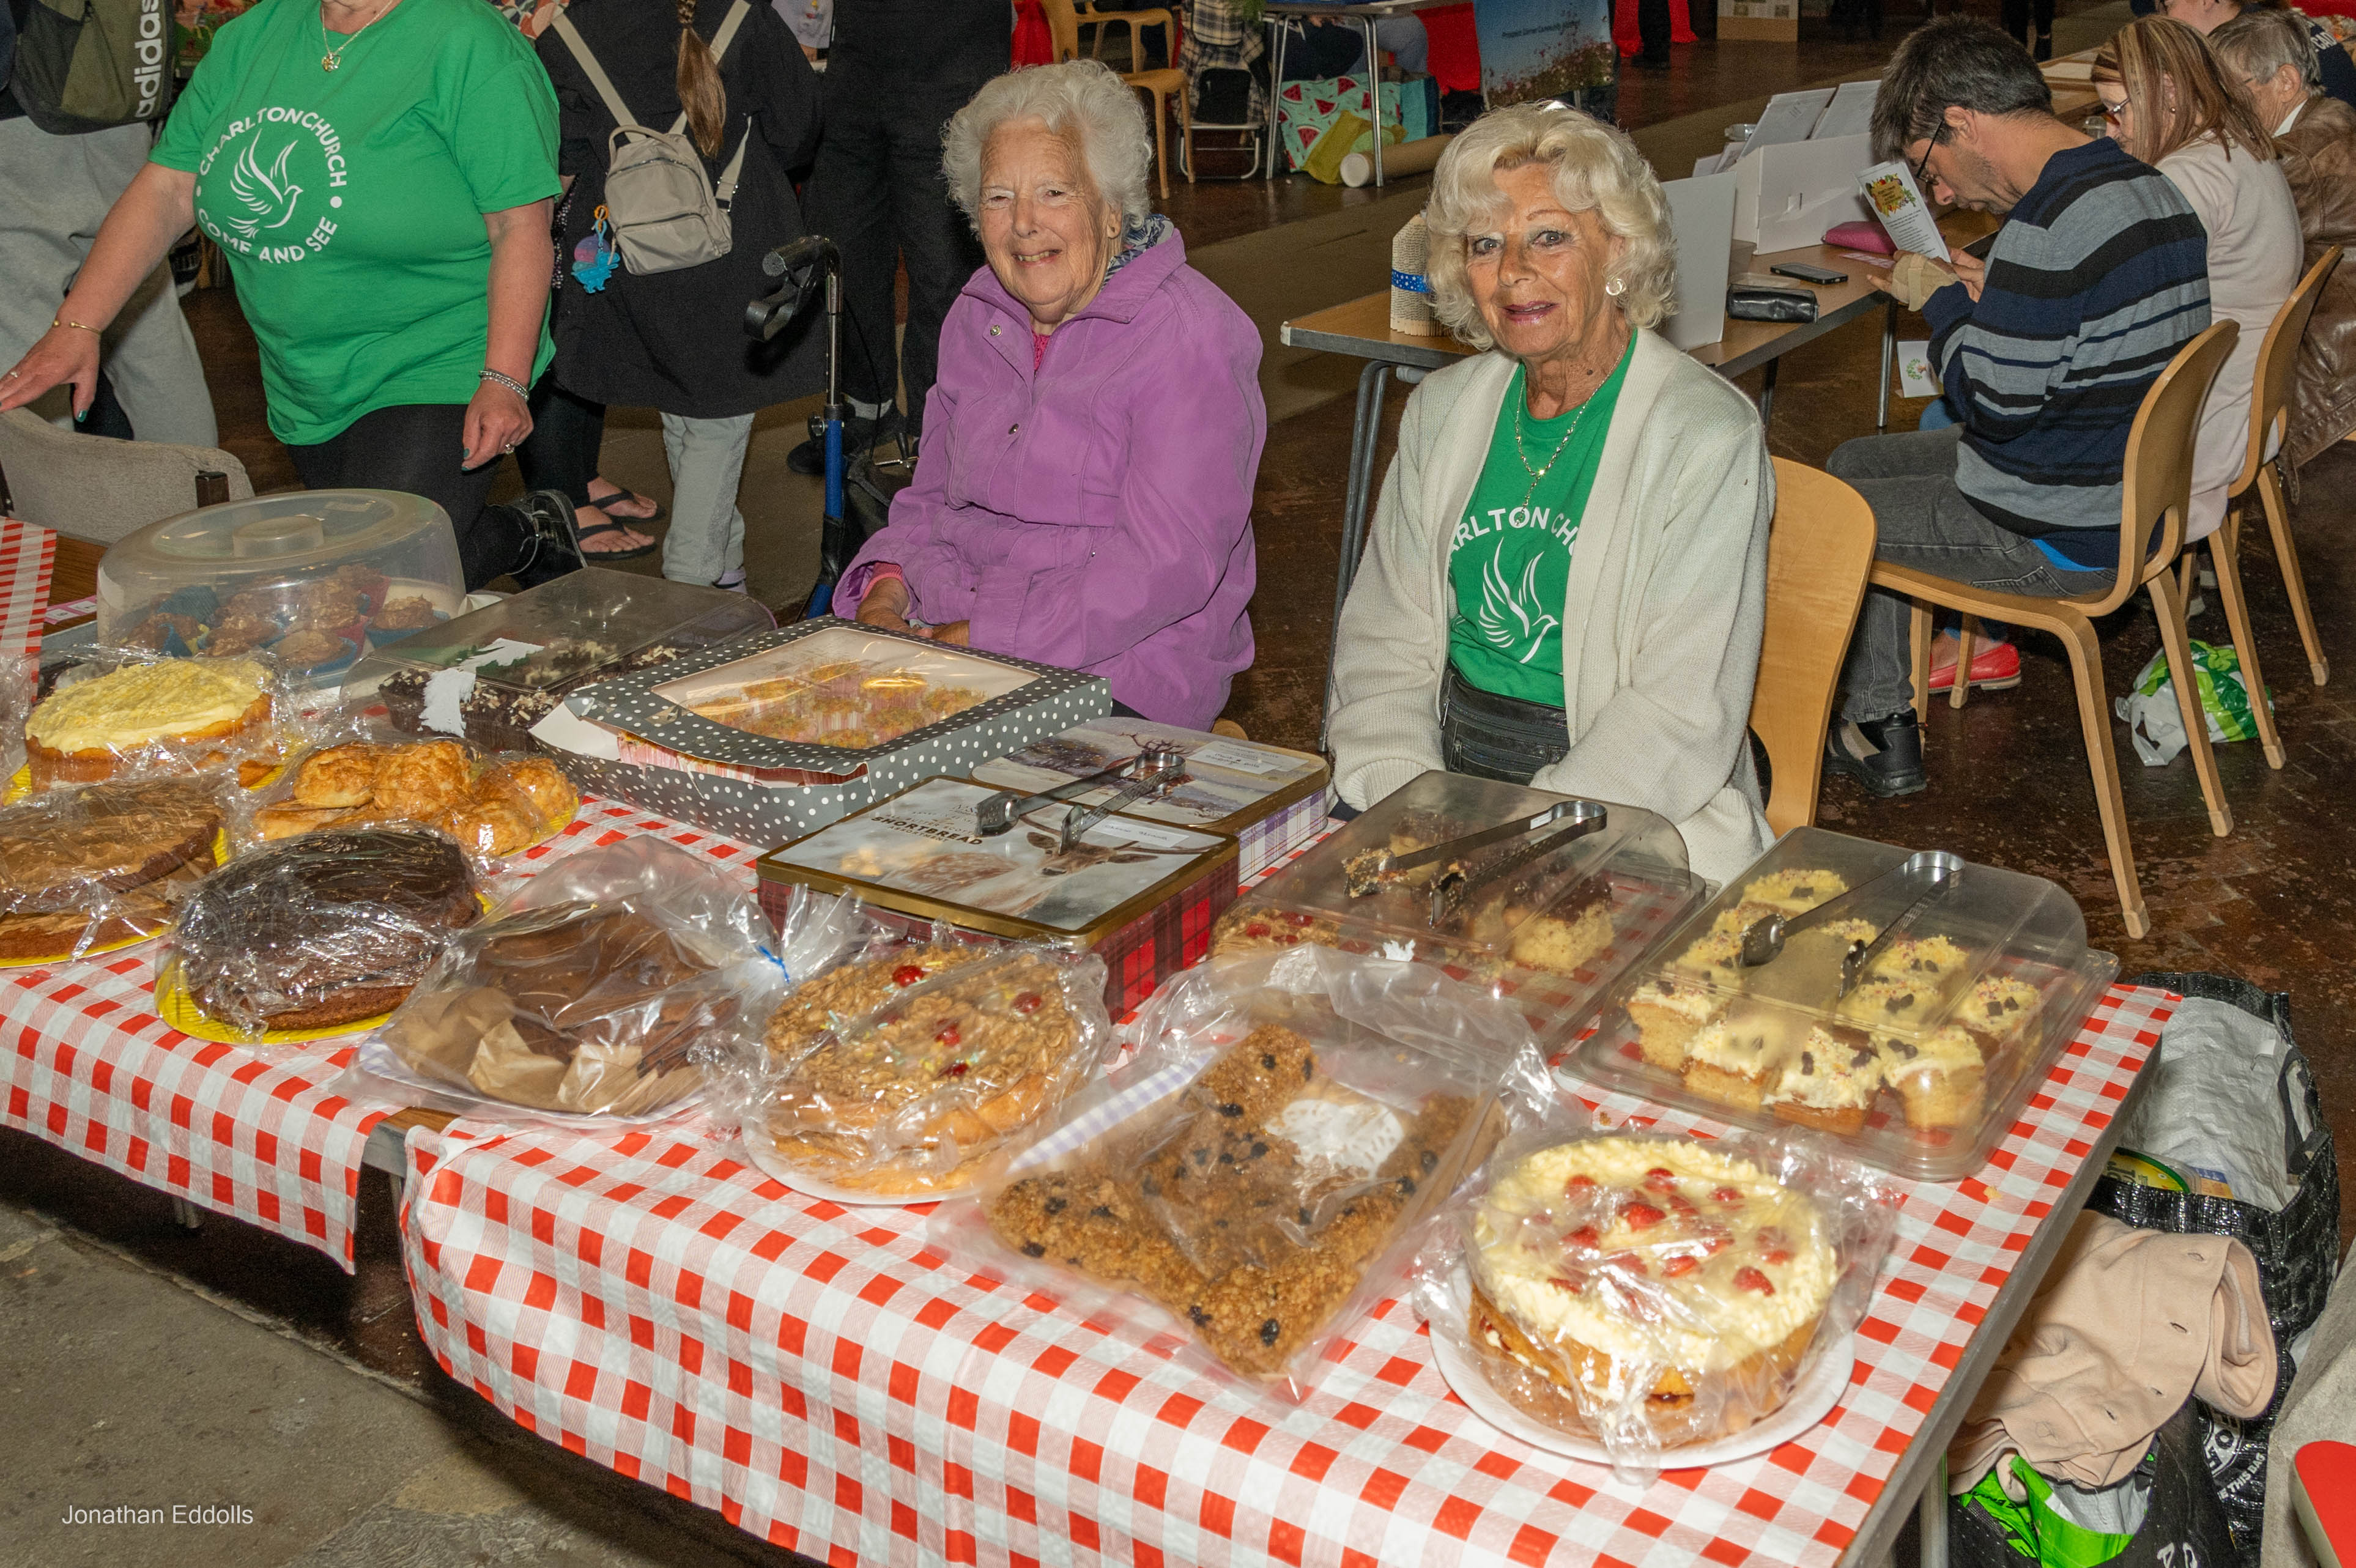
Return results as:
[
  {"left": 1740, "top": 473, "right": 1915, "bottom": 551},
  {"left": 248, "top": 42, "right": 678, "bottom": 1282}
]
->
[
  {"left": 287, "top": 402, "right": 544, "bottom": 592},
  {"left": 517, "top": 375, "right": 604, "bottom": 509}
]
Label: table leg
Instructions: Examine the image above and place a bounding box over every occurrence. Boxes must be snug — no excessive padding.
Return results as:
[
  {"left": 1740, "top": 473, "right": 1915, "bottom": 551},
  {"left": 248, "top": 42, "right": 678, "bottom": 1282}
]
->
[
  {"left": 1321, "top": 358, "right": 1394, "bottom": 750},
  {"left": 1758, "top": 357, "right": 1780, "bottom": 432},
  {"left": 1918, "top": 1454, "right": 1949, "bottom": 1568},
  {"left": 1368, "top": 20, "right": 1385, "bottom": 188},
  {"left": 171, "top": 1196, "right": 202, "bottom": 1231},
  {"left": 1266, "top": 22, "right": 1287, "bottom": 181},
  {"left": 1878, "top": 297, "right": 1897, "bottom": 430}
]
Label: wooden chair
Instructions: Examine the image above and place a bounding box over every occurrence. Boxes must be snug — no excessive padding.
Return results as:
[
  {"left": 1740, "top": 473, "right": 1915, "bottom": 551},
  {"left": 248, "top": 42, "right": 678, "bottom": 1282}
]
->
[
  {"left": 1748, "top": 458, "right": 1879, "bottom": 835},
  {"left": 2176, "top": 244, "right": 2339, "bottom": 695},
  {"left": 1042, "top": 0, "right": 1193, "bottom": 200},
  {"left": 1870, "top": 320, "right": 2239, "bottom": 939}
]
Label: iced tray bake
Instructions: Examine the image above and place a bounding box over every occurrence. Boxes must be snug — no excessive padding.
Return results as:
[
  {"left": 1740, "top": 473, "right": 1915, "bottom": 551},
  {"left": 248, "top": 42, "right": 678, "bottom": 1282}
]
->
[
  {"left": 985, "top": 1024, "right": 1473, "bottom": 1378},
  {"left": 1468, "top": 1137, "right": 1834, "bottom": 1444}
]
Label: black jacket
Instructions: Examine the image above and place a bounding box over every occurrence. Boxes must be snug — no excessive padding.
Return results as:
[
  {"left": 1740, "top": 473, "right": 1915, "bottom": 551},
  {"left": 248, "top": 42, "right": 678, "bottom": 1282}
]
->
[{"left": 538, "top": 0, "right": 824, "bottom": 417}]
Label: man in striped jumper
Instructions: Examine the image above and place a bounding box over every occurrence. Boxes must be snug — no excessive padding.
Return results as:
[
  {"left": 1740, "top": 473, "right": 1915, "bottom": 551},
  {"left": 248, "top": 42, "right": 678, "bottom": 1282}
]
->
[{"left": 1824, "top": 17, "right": 2212, "bottom": 797}]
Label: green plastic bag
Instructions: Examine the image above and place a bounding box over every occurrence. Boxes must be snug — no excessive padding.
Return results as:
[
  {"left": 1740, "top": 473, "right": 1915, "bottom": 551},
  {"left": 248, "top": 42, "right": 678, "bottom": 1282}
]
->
[
  {"left": 2112, "top": 640, "right": 2270, "bottom": 766},
  {"left": 1962, "top": 1457, "right": 2139, "bottom": 1568}
]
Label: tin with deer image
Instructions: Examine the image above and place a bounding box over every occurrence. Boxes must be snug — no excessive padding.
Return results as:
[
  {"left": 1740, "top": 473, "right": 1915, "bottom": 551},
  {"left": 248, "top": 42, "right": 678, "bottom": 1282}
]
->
[{"left": 754, "top": 776, "right": 1240, "bottom": 1015}]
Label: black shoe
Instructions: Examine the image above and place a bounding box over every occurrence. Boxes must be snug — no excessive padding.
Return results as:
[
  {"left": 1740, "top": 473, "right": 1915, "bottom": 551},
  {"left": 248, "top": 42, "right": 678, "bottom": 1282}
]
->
[
  {"left": 1824, "top": 708, "right": 1927, "bottom": 797},
  {"left": 510, "top": 489, "right": 584, "bottom": 588},
  {"left": 787, "top": 408, "right": 903, "bottom": 476}
]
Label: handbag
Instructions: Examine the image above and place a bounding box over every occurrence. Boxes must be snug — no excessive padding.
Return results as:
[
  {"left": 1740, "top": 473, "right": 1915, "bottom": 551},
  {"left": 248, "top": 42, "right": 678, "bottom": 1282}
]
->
[
  {"left": 549, "top": 0, "right": 753, "bottom": 276},
  {"left": 2088, "top": 972, "right": 2341, "bottom": 1567}
]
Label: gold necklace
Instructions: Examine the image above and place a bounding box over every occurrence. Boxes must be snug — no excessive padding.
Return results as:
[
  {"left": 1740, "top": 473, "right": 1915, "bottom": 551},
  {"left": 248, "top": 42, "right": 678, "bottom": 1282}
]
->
[
  {"left": 1513, "top": 372, "right": 1597, "bottom": 508},
  {"left": 320, "top": 0, "right": 390, "bottom": 70}
]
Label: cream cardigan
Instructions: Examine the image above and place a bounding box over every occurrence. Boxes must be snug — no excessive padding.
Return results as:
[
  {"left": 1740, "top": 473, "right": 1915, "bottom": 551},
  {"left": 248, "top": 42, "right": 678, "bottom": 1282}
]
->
[{"left": 1325, "top": 328, "right": 1775, "bottom": 886}]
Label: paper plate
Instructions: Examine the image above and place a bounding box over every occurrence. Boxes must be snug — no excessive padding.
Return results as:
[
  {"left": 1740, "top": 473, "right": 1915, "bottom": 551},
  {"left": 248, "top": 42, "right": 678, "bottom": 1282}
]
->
[
  {"left": 738, "top": 1128, "right": 987, "bottom": 1207},
  {"left": 1428, "top": 1268, "right": 1854, "bottom": 1470}
]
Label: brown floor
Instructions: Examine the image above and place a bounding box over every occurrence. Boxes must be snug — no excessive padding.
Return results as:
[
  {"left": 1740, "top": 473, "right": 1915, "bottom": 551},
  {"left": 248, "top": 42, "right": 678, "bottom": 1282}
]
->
[{"left": 7, "top": 15, "right": 2347, "bottom": 1561}]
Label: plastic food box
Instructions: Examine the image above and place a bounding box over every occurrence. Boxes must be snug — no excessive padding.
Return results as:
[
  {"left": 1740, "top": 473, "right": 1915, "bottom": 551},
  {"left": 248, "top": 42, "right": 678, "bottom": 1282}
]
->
[
  {"left": 1566, "top": 825, "right": 2119, "bottom": 1182},
  {"left": 1210, "top": 771, "right": 1708, "bottom": 1048},
  {"left": 541, "top": 620, "right": 1111, "bottom": 846},
  {"left": 341, "top": 569, "right": 775, "bottom": 753},
  {"left": 95, "top": 490, "right": 465, "bottom": 687},
  {"left": 968, "top": 719, "right": 1329, "bottom": 882},
  {"left": 755, "top": 775, "right": 1237, "bottom": 1016}
]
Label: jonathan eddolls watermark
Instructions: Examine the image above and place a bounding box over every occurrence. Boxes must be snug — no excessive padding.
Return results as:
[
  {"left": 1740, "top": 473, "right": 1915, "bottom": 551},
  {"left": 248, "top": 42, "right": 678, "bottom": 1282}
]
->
[{"left": 59, "top": 1503, "right": 254, "bottom": 1526}]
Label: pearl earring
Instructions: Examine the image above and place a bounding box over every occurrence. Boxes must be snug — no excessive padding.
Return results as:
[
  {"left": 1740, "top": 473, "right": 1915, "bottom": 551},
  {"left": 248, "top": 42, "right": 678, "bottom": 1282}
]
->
[{"left": 1604, "top": 276, "right": 1626, "bottom": 297}]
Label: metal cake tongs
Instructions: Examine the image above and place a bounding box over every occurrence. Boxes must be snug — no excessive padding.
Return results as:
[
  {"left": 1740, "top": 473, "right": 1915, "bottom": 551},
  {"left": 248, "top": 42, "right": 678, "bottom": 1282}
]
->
[
  {"left": 1737, "top": 850, "right": 1964, "bottom": 996},
  {"left": 973, "top": 744, "right": 1190, "bottom": 847},
  {"left": 1343, "top": 801, "right": 1610, "bottom": 919}
]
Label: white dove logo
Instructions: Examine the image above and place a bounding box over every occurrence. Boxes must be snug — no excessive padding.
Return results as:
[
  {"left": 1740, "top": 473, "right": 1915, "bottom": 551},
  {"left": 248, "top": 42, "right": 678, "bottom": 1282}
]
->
[
  {"left": 225, "top": 138, "right": 304, "bottom": 239},
  {"left": 1474, "top": 549, "right": 1560, "bottom": 664}
]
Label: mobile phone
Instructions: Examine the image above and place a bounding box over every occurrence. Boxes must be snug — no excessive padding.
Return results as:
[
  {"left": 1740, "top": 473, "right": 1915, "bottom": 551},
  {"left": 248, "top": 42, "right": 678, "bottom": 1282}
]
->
[{"left": 1770, "top": 262, "right": 1848, "bottom": 285}]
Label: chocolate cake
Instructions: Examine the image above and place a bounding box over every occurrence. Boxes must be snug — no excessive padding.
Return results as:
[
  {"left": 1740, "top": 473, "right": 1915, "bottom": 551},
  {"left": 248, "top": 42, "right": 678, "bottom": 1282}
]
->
[{"left": 172, "top": 828, "right": 480, "bottom": 1031}]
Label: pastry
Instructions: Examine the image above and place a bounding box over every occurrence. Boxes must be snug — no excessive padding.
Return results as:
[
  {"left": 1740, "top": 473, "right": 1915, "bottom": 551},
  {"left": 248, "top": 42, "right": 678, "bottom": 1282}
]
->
[
  {"left": 292, "top": 743, "right": 386, "bottom": 808},
  {"left": 369, "top": 596, "right": 441, "bottom": 632},
  {"left": 1877, "top": 1027, "right": 1987, "bottom": 1130},
  {"left": 370, "top": 739, "right": 473, "bottom": 819},
  {"left": 0, "top": 777, "right": 224, "bottom": 961},
  {"left": 171, "top": 827, "right": 480, "bottom": 1031},
  {"left": 1764, "top": 1026, "right": 1885, "bottom": 1135},
  {"left": 1865, "top": 934, "right": 1971, "bottom": 986},
  {"left": 691, "top": 660, "right": 988, "bottom": 749},
  {"left": 24, "top": 658, "right": 273, "bottom": 788},
  {"left": 985, "top": 1025, "right": 1478, "bottom": 1378},
  {"left": 1465, "top": 1137, "right": 1836, "bottom": 1445},
  {"left": 480, "top": 756, "right": 576, "bottom": 825},
  {"left": 382, "top": 901, "right": 724, "bottom": 1116},
  {"left": 433, "top": 788, "right": 543, "bottom": 858},
  {"left": 1950, "top": 975, "right": 2040, "bottom": 1059},
  {"left": 254, "top": 802, "right": 368, "bottom": 840},
  {"left": 761, "top": 948, "right": 1096, "bottom": 1195},
  {"left": 1681, "top": 1014, "right": 1787, "bottom": 1111},
  {"left": 1624, "top": 976, "right": 1722, "bottom": 1071},
  {"left": 1738, "top": 868, "right": 1850, "bottom": 915},
  {"left": 273, "top": 629, "right": 348, "bottom": 668}
]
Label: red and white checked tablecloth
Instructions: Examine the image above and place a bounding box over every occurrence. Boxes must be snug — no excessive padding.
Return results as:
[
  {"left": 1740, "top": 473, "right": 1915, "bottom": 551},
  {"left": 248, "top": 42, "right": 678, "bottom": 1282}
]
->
[
  {"left": 1, "top": 799, "right": 763, "bottom": 1270},
  {"left": 0, "top": 518, "right": 57, "bottom": 667},
  {"left": 399, "top": 955, "right": 2169, "bottom": 1567}
]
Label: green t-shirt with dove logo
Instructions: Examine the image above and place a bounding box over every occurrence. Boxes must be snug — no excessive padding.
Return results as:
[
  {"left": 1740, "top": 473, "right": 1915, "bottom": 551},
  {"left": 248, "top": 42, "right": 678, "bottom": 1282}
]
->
[
  {"left": 150, "top": 0, "right": 558, "bottom": 446},
  {"left": 1447, "top": 344, "right": 1634, "bottom": 704}
]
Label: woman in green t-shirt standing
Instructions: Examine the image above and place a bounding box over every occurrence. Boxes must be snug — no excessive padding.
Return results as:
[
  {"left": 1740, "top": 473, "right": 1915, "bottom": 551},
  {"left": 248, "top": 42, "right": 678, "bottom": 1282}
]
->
[
  {"left": 1325, "top": 105, "right": 1777, "bottom": 884},
  {"left": 0, "top": 0, "right": 583, "bottom": 590}
]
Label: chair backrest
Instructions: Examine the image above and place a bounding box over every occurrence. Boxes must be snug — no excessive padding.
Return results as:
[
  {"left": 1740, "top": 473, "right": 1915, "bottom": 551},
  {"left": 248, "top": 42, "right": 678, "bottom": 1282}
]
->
[
  {"left": 1039, "top": 0, "right": 1083, "bottom": 62},
  {"left": 0, "top": 408, "right": 253, "bottom": 544},
  {"left": 2234, "top": 245, "right": 2342, "bottom": 499},
  {"left": 1749, "top": 457, "right": 1877, "bottom": 836},
  {"left": 2097, "top": 320, "right": 2239, "bottom": 610}
]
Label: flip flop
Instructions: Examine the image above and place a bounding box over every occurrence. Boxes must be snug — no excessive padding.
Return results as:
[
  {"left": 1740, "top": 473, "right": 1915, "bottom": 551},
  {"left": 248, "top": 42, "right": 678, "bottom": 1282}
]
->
[
  {"left": 574, "top": 514, "right": 661, "bottom": 561},
  {"left": 587, "top": 483, "right": 666, "bottom": 524}
]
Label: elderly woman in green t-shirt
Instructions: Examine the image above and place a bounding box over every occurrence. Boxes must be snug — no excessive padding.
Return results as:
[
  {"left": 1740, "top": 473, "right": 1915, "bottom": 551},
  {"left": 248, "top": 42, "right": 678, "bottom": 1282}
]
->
[
  {"left": 0, "top": 0, "right": 582, "bottom": 590},
  {"left": 1326, "top": 103, "right": 1774, "bottom": 882}
]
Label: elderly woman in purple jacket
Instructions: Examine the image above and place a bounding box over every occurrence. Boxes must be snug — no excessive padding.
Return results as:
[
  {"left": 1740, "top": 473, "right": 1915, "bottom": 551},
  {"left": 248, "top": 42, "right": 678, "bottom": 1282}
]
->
[{"left": 836, "top": 61, "right": 1266, "bottom": 728}]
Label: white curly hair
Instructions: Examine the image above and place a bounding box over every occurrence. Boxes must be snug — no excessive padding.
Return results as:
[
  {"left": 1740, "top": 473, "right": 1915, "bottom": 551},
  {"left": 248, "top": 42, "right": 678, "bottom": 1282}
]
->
[
  {"left": 941, "top": 61, "right": 1155, "bottom": 232},
  {"left": 1424, "top": 102, "right": 1679, "bottom": 344}
]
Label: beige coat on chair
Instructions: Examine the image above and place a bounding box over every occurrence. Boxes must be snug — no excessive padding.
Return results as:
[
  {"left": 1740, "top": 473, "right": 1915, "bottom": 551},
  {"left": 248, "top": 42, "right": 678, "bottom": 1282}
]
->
[{"left": 1325, "top": 329, "right": 1774, "bottom": 886}]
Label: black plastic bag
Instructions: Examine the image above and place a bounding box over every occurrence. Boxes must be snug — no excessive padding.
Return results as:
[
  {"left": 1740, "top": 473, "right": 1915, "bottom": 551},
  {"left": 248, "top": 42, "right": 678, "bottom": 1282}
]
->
[
  {"left": 1952, "top": 1403, "right": 2238, "bottom": 1568},
  {"left": 2088, "top": 972, "right": 2341, "bottom": 1567}
]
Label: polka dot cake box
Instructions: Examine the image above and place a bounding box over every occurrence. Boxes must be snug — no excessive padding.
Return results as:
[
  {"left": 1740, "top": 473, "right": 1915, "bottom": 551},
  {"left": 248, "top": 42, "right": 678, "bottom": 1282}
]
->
[{"left": 536, "top": 618, "right": 1114, "bottom": 848}]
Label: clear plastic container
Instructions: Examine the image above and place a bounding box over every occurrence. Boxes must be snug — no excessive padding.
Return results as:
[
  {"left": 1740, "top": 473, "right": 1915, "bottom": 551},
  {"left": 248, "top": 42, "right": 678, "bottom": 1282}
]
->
[
  {"left": 343, "top": 568, "right": 776, "bottom": 752},
  {"left": 1209, "top": 771, "right": 1707, "bottom": 1049},
  {"left": 95, "top": 490, "right": 465, "bottom": 685},
  {"left": 1567, "top": 825, "right": 2119, "bottom": 1182}
]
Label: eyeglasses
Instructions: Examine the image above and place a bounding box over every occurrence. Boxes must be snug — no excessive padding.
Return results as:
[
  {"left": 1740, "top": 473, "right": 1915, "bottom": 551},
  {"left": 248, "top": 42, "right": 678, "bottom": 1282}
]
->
[
  {"left": 1911, "top": 125, "right": 1947, "bottom": 190},
  {"left": 2099, "top": 96, "right": 2132, "bottom": 122}
]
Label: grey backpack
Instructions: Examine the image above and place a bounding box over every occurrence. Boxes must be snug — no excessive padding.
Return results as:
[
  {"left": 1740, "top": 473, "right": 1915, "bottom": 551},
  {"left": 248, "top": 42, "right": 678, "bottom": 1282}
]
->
[{"left": 550, "top": 0, "right": 752, "bottom": 276}]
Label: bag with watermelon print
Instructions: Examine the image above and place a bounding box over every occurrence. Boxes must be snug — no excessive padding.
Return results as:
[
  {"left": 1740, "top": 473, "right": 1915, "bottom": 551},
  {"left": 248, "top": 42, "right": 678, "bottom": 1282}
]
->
[{"left": 1276, "top": 73, "right": 1435, "bottom": 175}]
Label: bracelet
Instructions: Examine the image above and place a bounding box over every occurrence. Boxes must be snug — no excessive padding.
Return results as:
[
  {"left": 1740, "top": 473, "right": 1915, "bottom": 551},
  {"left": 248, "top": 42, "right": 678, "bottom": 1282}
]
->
[
  {"left": 51, "top": 317, "right": 102, "bottom": 336},
  {"left": 479, "top": 368, "right": 530, "bottom": 399}
]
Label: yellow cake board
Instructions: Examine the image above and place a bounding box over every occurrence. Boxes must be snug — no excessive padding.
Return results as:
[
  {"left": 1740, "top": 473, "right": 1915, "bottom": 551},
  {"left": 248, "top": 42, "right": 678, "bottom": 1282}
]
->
[{"left": 5, "top": 759, "right": 285, "bottom": 805}]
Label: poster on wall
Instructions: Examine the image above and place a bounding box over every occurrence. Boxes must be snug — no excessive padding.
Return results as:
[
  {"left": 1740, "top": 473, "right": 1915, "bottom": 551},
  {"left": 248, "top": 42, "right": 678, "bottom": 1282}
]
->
[{"left": 1476, "top": 0, "right": 1616, "bottom": 109}]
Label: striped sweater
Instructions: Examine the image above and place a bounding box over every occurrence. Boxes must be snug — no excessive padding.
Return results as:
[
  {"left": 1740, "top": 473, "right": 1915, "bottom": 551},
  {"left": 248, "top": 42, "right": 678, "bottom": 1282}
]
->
[{"left": 1924, "top": 138, "right": 2211, "bottom": 568}]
